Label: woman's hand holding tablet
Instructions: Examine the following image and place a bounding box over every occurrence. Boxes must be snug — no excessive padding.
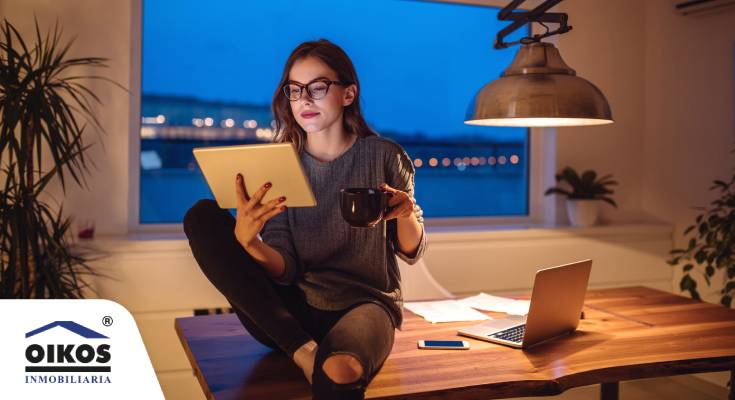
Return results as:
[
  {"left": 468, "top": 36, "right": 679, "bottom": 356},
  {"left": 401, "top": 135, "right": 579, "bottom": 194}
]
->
[{"left": 233, "top": 173, "right": 287, "bottom": 249}]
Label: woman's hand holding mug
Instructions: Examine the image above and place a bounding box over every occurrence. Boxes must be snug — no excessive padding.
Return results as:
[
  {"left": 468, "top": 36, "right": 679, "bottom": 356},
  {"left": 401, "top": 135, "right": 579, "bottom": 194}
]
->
[
  {"left": 379, "top": 183, "right": 415, "bottom": 220},
  {"left": 234, "top": 173, "right": 287, "bottom": 249}
]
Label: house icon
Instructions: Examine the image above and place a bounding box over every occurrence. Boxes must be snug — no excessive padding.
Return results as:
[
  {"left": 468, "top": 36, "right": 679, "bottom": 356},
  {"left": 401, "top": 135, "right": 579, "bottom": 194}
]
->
[{"left": 25, "top": 321, "right": 109, "bottom": 339}]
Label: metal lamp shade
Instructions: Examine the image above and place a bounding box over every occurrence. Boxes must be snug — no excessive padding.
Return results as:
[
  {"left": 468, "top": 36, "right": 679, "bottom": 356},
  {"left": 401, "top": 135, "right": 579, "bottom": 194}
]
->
[{"left": 465, "top": 42, "right": 613, "bottom": 127}]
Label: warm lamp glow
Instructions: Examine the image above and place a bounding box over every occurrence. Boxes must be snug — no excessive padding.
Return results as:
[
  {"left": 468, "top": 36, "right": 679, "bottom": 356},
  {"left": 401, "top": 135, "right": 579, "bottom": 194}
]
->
[
  {"left": 465, "top": 42, "right": 613, "bottom": 128},
  {"left": 466, "top": 117, "right": 614, "bottom": 127}
]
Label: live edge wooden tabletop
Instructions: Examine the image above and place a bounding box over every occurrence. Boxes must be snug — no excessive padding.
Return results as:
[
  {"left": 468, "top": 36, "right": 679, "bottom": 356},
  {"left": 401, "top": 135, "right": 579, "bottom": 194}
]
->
[{"left": 174, "top": 286, "right": 735, "bottom": 400}]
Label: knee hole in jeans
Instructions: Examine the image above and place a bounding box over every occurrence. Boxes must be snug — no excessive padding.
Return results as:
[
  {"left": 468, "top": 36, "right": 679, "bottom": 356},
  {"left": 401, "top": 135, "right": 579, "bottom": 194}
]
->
[{"left": 322, "top": 352, "right": 365, "bottom": 385}]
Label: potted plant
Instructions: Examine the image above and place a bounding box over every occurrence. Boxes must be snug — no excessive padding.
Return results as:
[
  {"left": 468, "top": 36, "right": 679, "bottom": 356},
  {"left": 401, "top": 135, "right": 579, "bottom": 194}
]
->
[
  {"left": 0, "top": 18, "right": 121, "bottom": 298},
  {"left": 544, "top": 166, "right": 618, "bottom": 227},
  {"left": 667, "top": 165, "right": 734, "bottom": 307}
]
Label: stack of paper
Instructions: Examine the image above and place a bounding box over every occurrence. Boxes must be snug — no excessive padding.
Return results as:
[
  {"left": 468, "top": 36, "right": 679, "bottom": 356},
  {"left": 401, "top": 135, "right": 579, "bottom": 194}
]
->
[
  {"left": 403, "top": 300, "right": 491, "bottom": 324},
  {"left": 456, "top": 293, "right": 531, "bottom": 316},
  {"left": 404, "top": 293, "right": 531, "bottom": 323}
]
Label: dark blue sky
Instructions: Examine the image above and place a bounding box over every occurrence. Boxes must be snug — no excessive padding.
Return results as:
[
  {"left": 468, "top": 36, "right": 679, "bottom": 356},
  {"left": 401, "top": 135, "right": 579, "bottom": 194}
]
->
[{"left": 142, "top": 0, "right": 527, "bottom": 141}]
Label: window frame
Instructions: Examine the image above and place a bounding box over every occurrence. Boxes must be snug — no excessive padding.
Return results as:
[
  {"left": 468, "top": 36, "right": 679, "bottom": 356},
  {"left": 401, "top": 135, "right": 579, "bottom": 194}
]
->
[{"left": 128, "top": 0, "right": 556, "bottom": 233}]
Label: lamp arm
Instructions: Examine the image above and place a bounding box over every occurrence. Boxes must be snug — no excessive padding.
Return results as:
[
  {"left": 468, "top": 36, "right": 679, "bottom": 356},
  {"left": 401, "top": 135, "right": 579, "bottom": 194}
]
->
[{"left": 495, "top": 0, "right": 572, "bottom": 49}]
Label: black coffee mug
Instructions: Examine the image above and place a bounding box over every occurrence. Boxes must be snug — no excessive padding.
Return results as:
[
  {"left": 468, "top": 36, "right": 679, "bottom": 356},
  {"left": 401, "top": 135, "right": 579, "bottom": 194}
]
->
[{"left": 340, "top": 188, "right": 394, "bottom": 228}]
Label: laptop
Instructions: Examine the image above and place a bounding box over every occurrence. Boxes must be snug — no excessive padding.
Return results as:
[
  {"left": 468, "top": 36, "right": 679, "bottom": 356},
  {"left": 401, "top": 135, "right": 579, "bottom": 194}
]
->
[{"left": 457, "top": 259, "right": 592, "bottom": 349}]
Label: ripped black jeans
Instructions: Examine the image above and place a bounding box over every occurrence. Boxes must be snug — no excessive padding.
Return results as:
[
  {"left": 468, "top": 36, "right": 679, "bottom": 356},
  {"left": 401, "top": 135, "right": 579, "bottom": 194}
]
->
[{"left": 183, "top": 199, "right": 395, "bottom": 400}]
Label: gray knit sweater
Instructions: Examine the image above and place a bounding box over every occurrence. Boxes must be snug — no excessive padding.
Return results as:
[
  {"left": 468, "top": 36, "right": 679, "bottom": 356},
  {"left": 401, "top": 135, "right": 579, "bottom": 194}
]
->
[{"left": 259, "top": 134, "right": 428, "bottom": 330}]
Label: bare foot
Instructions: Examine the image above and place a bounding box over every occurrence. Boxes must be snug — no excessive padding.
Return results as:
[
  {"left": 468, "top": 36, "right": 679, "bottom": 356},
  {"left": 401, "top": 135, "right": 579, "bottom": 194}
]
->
[{"left": 292, "top": 340, "right": 318, "bottom": 384}]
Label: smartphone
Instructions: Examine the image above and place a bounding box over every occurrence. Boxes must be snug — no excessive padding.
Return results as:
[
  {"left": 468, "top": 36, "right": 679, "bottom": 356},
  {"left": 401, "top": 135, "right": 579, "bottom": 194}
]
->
[{"left": 417, "top": 340, "right": 470, "bottom": 350}]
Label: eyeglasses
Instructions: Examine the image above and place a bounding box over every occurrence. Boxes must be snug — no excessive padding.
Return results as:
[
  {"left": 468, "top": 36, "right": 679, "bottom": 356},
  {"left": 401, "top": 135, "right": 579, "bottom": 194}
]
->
[{"left": 282, "top": 79, "right": 344, "bottom": 101}]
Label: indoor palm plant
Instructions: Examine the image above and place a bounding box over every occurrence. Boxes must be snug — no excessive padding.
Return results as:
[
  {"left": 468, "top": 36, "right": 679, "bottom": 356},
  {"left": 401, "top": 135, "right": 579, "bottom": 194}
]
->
[
  {"left": 0, "top": 18, "right": 120, "bottom": 298},
  {"left": 544, "top": 166, "right": 618, "bottom": 227},
  {"left": 668, "top": 164, "right": 735, "bottom": 307}
]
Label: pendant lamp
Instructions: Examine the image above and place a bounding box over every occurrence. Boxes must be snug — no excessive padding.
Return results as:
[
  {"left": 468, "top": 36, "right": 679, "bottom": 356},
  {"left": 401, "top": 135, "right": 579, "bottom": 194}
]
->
[{"left": 465, "top": 0, "right": 613, "bottom": 127}]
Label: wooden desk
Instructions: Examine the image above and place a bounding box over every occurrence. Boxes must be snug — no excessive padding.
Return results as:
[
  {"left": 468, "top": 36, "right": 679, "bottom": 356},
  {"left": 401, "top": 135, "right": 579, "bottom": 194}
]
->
[{"left": 175, "top": 287, "right": 735, "bottom": 399}]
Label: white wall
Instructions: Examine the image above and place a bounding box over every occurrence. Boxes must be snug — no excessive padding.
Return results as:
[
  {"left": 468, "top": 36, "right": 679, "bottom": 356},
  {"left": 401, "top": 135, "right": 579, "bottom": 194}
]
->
[
  {"left": 1, "top": 0, "right": 133, "bottom": 235},
  {"left": 642, "top": 2, "right": 735, "bottom": 303},
  {"left": 554, "top": 0, "right": 735, "bottom": 303},
  {"left": 643, "top": 2, "right": 735, "bottom": 230},
  {"left": 555, "top": 0, "right": 735, "bottom": 238},
  {"left": 555, "top": 0, "right": 648, "bottom": 224}
]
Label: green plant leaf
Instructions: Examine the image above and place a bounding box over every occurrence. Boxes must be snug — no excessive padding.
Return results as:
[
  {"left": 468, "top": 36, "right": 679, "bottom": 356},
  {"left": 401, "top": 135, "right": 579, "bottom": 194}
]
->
[
  {"left": 680, "top": 274, "right": 697, "bottom": 291},
  {"left": 598, "top": 196, "right": 618, "bottom": 208},
  {"left": 698, "top": 222, "right": 708, "bottom": 236},
  {"left": 683, "top": 225, "right": 695, "bottom": 235},
  {"left": 598, "top": 179, "right": 619, "bottom": 186},
  {"left": 560, "top": 167, "right": 583, "bottom": 192},
  {"left": 710, "top": 180, "right": 728, "bottom": 191},
  {"left": 581, "top": 170, "right": 597, "bottom": 186}
]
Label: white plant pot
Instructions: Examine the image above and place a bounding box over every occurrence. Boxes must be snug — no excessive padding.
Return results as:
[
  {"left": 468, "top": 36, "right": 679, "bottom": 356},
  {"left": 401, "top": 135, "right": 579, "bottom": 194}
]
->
[{"left": 566, "top": 199, "right": 599, "bottom": 227}]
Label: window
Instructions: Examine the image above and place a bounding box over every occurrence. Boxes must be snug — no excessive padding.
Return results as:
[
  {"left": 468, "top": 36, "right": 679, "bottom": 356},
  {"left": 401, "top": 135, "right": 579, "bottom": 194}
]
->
[{"left": 140, "top": 0, "right": 529, "bottom": 224}]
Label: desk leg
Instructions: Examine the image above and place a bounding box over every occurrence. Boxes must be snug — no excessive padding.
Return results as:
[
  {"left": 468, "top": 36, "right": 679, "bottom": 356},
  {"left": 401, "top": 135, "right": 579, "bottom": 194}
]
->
[
  {"left": 729, "top": 369, "right": 734, "bottom": 400},
  {"left": 600, "top": 382, "right": 619, "bottom": 400}
]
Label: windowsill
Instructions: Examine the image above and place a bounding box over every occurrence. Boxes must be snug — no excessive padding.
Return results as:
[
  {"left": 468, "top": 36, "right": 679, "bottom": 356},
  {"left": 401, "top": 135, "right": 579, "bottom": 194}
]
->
[
  {"left": 87, "top": 220, "right": 674, "bottom": 254},
  {"left": 426, "top": 221, "right": 673, "bottom": 243}
]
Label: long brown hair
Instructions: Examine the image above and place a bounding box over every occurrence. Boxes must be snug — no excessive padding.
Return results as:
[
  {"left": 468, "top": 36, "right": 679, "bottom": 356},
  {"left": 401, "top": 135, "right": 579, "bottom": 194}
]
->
[{"left": 271, "top": 39, "right": 376, "bottom": 153}]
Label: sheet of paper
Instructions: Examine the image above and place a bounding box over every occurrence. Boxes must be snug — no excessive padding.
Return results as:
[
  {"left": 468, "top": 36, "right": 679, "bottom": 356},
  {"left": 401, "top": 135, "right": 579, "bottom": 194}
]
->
[
  {"left": 403, "top": 300, "right": 492, "bottom": 323},
  {"left": 456, "top": 293, "right": 531, "bottom": 316}
]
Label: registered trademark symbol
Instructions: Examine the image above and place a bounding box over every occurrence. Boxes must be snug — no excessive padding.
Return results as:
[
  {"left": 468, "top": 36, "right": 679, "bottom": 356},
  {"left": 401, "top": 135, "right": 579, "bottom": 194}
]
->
[{"left": 102, "top": 316, "right": 113, "bottom": 327}]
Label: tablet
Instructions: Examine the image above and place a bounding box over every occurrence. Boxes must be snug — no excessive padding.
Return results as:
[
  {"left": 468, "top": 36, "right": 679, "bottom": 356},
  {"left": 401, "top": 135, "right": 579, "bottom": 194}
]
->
[{"left": 192, "top": 142, "right": 316, "bottom": 209}]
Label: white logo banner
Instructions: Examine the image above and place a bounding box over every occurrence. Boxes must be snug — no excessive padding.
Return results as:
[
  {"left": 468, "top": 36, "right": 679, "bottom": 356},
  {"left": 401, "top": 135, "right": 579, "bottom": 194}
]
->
[{"left": 0, "top": 300, "right": 164, "bottom": 399}]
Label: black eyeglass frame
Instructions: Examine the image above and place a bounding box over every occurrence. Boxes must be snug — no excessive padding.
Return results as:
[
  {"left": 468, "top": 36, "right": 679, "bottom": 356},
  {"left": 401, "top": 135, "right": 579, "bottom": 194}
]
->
[{"left": 282, "top": 79, "right": 346, "bottom": 101}]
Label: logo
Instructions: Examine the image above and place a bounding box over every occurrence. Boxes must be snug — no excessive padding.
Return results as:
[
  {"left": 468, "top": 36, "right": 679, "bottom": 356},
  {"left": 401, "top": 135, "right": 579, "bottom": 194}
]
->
[
  {"left": 24, "top": 320, "right": 112, "bottom": 384},
  {"left": 1, "top": 300, "right": 164, "bottom": 398}
]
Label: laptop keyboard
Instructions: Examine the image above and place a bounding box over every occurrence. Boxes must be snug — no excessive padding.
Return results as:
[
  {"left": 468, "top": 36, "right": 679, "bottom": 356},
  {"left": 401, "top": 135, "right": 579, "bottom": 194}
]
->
[{"left": 490, "top": 324, "right": 525, "bottom": 344}]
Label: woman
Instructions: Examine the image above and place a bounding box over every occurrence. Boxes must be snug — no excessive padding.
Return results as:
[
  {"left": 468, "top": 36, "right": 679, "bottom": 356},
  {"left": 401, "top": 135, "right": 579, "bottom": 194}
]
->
[{"left": 183, "top": 39, "right": 427, "bottom": 400}]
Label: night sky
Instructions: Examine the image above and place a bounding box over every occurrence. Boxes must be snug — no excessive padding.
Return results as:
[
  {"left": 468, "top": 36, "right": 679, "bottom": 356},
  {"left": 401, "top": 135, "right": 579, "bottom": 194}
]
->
[{"left": 142, "top": 0, "right": 527, "bottom": 141}]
